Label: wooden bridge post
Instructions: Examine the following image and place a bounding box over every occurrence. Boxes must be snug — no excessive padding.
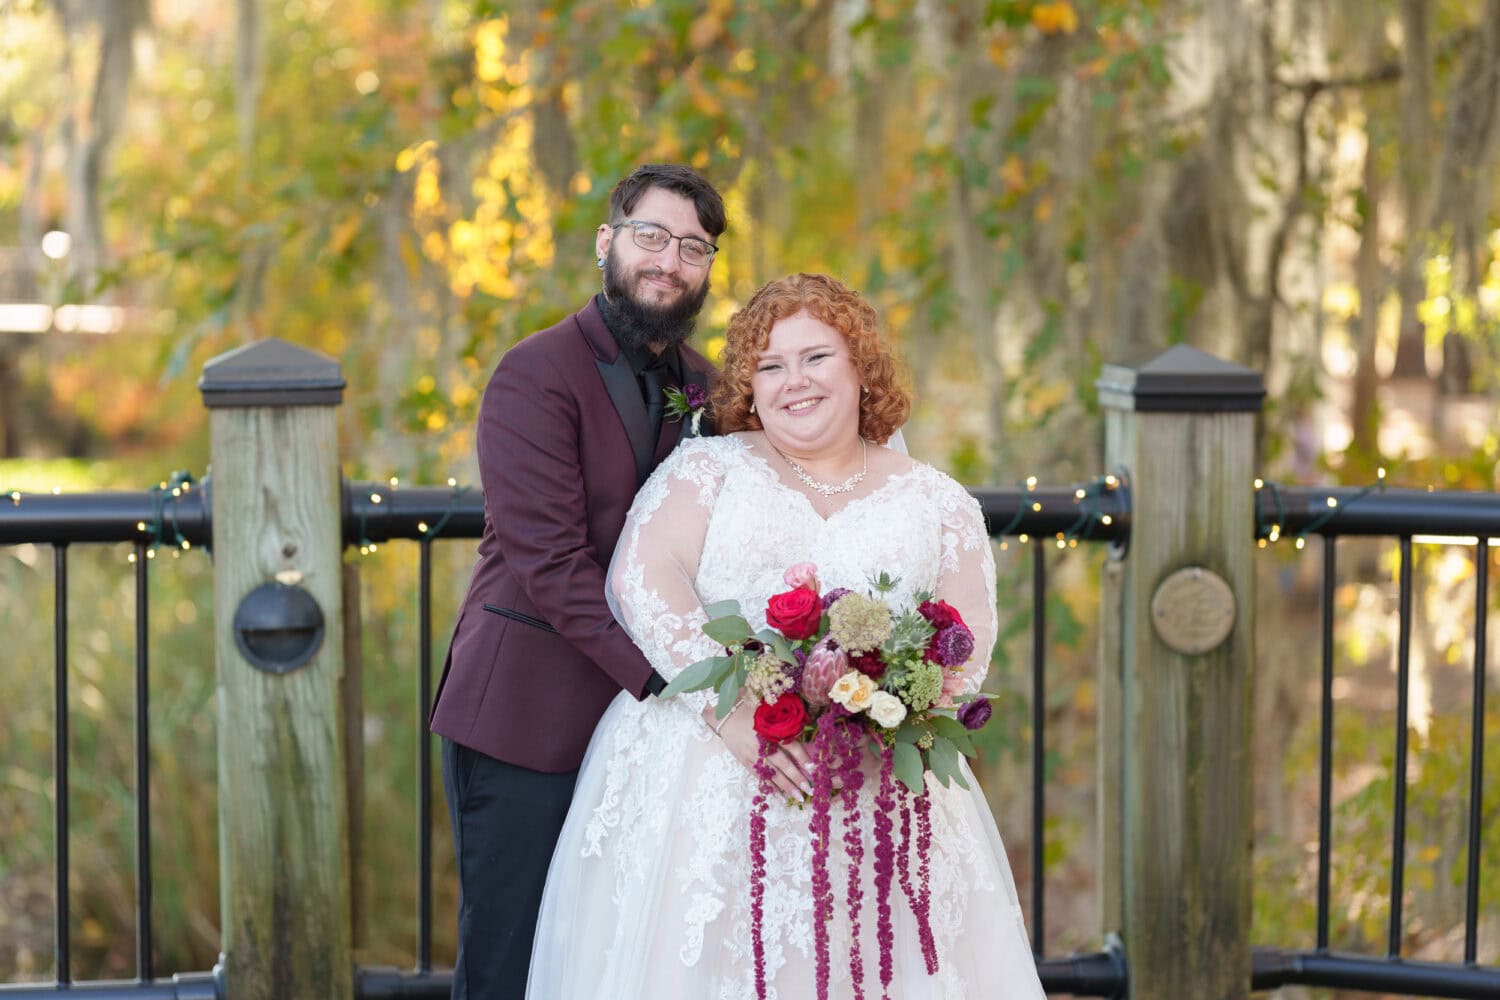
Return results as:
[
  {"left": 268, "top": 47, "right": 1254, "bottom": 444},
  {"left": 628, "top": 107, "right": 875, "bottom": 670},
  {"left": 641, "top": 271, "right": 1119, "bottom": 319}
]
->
[
  {"left": 200, "top": 340, "right": 352, "bottom": 1000},
  {"left": 1096, "top": 345, "right": 1264, "bottom": 1000}
]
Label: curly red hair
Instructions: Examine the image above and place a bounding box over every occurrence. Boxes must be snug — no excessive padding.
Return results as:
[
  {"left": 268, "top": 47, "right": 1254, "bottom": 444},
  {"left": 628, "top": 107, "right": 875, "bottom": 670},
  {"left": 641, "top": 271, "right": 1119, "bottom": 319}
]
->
[{"left": 710, "top": 273, "right": 911, "bottom": 443}]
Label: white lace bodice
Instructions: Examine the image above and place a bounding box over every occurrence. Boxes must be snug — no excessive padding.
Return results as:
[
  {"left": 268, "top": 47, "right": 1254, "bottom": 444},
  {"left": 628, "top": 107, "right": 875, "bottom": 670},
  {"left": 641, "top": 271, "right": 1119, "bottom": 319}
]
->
[{"left": 610, "top": 434, "right": 998, "bottom": 710}]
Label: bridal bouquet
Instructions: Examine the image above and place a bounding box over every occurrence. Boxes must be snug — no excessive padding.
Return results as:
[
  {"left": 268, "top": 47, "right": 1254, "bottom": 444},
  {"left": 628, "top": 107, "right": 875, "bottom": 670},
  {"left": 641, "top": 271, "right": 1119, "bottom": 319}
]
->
[{"left": 661, "top": 563, "right": 996, "bottom": 1000}]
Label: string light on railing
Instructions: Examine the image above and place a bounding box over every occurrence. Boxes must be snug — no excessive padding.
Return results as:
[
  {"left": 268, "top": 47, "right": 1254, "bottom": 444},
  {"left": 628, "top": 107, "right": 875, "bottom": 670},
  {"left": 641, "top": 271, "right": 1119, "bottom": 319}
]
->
[
  {"left": 417, "top": 521, "right": 429, "bottom": 534},
  {"left": 9, "top": 491, "right": 19, "bottom": 506},
  {"left": 1256, "top": 467, "right": 1389, "bottom": 548},
  {"left": 51, "top": 486, "right": 60, "bottom": 494}
]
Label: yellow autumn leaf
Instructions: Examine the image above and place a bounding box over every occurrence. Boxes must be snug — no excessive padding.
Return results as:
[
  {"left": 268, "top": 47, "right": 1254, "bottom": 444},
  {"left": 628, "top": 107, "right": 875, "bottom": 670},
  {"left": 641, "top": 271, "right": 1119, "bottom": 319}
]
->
[
  {"left": 395, "top": 139, "right": 435, "bottom": 173},
  {"left": 328, "top": 215, "right": 361, "bottom": 256},
  {"left": 1034, "top": 194, "right": 1053, "bottom": 222},
  {"left": 474, "top": 19, "right": 508, "bottom": 84},
  {"left": 688, "top": 12, "right": 722, "bottom": 51},
  {"left": 1032, "top": 1, "right": 1079, "bottom": 35},
  {"left": 1000, "top": 154, "right": 1027, "bottom": 193},
  {"left": 987, "top": 35, "right": 1011, "bottom": 68}
]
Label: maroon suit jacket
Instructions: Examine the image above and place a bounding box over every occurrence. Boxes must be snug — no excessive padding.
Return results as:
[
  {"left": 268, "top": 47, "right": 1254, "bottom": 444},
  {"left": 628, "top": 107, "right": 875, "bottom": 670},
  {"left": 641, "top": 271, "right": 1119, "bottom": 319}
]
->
[{"left": 429, "top": 296, "right": 716, "bottom": 772}]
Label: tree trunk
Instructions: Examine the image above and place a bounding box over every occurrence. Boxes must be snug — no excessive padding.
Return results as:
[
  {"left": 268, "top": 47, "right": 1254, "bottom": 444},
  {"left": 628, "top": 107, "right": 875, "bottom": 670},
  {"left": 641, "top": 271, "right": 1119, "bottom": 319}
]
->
[
  {"left": 1391, "top": 0, "right": 1431, "bottom": 379},
  {"left": 1351, "top": 124, "right": 1383, "bottom": 457},
  {"left": 234, "top": 0, "right": 267, "bottom": 341},
  {"left": 55, "top": 0, "right": 147, "bottom": 283}
]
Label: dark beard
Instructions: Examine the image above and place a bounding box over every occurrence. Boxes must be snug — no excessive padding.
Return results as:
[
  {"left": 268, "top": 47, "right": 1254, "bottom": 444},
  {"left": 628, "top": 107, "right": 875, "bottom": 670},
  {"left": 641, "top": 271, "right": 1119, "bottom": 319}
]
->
[{"left": 600, "top": 251, "right": 709, "bottom": 353}]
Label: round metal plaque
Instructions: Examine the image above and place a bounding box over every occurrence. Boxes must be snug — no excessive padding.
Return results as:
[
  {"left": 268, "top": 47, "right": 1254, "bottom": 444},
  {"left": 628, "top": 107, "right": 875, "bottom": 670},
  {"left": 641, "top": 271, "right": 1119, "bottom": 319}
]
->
[{"left": 1150, "top": 566, "right": 1236, "bottom": 655}]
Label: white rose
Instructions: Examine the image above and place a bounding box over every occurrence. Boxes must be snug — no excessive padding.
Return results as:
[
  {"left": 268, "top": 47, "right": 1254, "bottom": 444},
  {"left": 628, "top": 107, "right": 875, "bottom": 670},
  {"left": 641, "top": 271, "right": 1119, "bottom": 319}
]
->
[
  {"left": 866, "top": 691, "right": 907, "bottom": 729},
  {"left": 829, "top": 671, "right": 877, "bottom": 712}
]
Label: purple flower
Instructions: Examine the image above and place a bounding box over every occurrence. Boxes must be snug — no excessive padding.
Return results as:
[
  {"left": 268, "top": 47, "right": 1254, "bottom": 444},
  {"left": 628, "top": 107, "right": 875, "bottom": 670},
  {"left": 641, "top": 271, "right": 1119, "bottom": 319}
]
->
[
  {"left": 958, "top": 697, "right": 993, "bottom": 731},
  {"left": 928, "top": 625, "right": 975, "bottom": 668},
  {"left": 821, "top": 587, "right": 852, "bottom": 609},
  {"left": 750, "top": 738, "right": 774, "bottom": 998},
  {"left": 849, "top": 650, "right": 886, "bottom": 680},
  {"left": 683, "top": 383, "right": 708, "bottom": 408}
]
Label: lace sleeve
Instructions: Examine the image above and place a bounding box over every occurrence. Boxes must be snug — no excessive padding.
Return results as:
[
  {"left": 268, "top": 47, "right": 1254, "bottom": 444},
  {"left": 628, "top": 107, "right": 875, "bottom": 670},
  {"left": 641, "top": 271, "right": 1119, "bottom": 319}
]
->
[
  {"left": 931, "top": 473, "right": 999, "bottom": 694},
  {"left": 609, "top": 439, "right": 733, "bottom": 712}
]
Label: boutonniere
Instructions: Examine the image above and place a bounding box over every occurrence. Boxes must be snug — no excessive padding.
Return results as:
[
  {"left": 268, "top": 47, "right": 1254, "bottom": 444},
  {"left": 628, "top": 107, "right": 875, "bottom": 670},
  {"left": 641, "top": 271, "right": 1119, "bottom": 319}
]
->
[{"left": 664, "top": 384, "right": 709, "bottom": 436}]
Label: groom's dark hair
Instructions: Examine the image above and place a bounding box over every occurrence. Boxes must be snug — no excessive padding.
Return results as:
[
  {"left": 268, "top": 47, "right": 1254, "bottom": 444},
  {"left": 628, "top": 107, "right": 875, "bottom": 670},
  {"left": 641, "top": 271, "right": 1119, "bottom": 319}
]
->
[{"left": 608, "top": 164, "right": 727, "bottom": 240}]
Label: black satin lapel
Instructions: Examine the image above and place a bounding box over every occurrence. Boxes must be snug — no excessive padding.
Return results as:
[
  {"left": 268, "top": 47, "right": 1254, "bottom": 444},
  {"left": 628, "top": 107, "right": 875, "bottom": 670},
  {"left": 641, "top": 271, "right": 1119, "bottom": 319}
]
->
[{"left": 596, "top": 357, "right": 654, "bottom": 485}]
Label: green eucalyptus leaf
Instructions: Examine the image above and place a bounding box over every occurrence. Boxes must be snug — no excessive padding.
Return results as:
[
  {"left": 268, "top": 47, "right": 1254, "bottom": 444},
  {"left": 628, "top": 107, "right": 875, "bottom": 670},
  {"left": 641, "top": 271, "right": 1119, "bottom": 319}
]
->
[
  {"left": 702, "top": 599, "right": 742, "bottom": 620},
  {"left": 703, "top": 615, "right": 752, "bottom": 646},
  {"left": 715, "top": 671, "right": 742, "bottom": 718},
  {"left": 660, "top": 655, "right": 730, "bottom": 698},
  {"left": 929, "top": 716, "right": 976, "bottom": 755},
  {"left": 893, "top": 742, "right": 925, "bottom": 796},
  {"left": 928, "top": 736, "right": 969, "bottom": 790},
  {"left": 757, "top": 628, "right": 796, "bottom": 664}
]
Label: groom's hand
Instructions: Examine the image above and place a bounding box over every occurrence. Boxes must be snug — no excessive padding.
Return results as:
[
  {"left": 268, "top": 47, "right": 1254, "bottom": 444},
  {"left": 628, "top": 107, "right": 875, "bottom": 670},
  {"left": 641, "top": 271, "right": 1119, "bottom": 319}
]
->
[{"left": 709, "top": 704, "right": 816, "bottom": 801}]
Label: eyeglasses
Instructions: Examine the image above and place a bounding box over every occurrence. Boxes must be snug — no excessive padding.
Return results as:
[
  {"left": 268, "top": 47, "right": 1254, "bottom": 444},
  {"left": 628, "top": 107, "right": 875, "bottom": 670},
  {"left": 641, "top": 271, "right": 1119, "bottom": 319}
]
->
[{"left": 611, "top": 220, "right": 718, "bottom": 267}]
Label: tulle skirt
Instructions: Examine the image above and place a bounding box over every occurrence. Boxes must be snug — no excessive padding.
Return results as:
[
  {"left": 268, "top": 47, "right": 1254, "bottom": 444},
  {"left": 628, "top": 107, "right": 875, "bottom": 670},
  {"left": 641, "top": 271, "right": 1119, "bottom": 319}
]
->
[{"left": 526, "top": 692, "right": 1046, "bottom": 1000}]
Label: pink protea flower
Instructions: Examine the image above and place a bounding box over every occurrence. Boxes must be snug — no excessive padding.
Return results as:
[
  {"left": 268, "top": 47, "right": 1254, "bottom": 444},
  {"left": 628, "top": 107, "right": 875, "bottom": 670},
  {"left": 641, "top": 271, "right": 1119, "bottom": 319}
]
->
[{"left": 800, "top": 640, "right": 848, "bottom": 707}]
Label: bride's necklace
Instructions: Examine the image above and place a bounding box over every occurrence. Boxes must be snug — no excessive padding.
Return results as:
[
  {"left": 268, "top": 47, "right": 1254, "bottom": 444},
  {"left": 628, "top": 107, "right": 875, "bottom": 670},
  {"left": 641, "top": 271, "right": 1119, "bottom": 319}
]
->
[{"left": 773, "top": 438, "right": 868, "bottom": 497}]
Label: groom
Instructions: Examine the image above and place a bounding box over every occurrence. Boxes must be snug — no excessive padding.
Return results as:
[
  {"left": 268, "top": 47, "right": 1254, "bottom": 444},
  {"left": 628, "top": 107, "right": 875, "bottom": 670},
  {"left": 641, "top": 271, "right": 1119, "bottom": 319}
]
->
[{"left": 430, "top": 163, "right": 725, "bottom": 998}]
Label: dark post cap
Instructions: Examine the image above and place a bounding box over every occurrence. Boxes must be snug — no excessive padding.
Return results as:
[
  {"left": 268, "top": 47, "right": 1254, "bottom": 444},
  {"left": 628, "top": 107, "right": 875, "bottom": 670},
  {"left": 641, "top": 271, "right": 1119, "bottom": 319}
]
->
[
  {"left": 199, "top": 338, "right": 345, "bottom": 408},
  {"left": 1096, "top": 344, "right": 1265, "bottom": 413}
]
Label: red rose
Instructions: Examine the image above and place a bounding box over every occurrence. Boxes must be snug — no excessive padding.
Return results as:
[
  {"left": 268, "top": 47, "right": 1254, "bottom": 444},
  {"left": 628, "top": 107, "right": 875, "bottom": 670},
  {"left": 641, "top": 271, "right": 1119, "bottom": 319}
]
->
[
  {"left": 919, "top": 599, "right": 965, "bottom": 632},
  {"left": 753, "top": 692, "right": 809, "bottom": 744},
  {"left": 766, "top": 588, "right": 823, "bottom": 640}
]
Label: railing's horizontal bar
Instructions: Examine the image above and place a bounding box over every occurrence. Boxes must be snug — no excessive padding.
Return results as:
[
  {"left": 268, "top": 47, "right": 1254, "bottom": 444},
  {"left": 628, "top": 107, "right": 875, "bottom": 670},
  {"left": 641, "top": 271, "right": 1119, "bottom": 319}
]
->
[
  {"left": 971, "top": 486, "right": 1129, "bottom": 542},
  {"left": 344, "top": 484, "right": 484, "bottom": 544},
  {"left": 1251, "top": 948, "right": 1500, "bottom": 998},
  {"left": 1257, "top": 484, "right": 1500, "bottom": 538},
  {"left": 352, "top": 953, "right": 1133, "bottom": 1000},
  {"left": 1036, "top": 939, "right": 1128, "bottom": 998},
  {"left": 0, "top": 490, "right": 210, "bottom": 546},
  {"left": 355, "top": 968, "right": 450, "bottom": 1000},
  {"left": 3, "top": 480, "right": 1130, "bottom": 547},
  {"left": 0, "top": 972, "right": 218, "bottom": 999}
]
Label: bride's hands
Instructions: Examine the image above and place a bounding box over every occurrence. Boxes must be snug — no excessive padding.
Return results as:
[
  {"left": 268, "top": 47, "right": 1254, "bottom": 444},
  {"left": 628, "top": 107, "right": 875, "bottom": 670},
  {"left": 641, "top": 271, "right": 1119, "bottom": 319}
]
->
[{"left": 708, "top": 703, "right": 816, "bottom": 802}]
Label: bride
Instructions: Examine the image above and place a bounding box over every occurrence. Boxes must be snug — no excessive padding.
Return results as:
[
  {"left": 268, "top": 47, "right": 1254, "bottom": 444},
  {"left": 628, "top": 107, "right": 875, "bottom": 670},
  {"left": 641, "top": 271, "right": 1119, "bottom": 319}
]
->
[{"left": 527, "top": 273, "right": 1045, "bottom": 999}]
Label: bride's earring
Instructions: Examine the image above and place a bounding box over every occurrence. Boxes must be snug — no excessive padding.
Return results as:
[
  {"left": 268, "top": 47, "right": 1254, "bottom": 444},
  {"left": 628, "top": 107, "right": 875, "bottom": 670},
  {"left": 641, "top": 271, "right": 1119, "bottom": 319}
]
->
[{"left": 749, "top": 401, "right": 757, "bottom": 414}]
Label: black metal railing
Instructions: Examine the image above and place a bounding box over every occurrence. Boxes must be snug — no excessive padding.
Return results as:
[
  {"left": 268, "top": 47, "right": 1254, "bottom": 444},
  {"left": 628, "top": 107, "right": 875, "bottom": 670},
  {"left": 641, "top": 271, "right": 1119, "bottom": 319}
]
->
[
  {"left": 1, "top": 476, "right": 1129, "bottom": 998},
  {"left": 1249, "top": 483, "right": 1500, "bottom": 997}
]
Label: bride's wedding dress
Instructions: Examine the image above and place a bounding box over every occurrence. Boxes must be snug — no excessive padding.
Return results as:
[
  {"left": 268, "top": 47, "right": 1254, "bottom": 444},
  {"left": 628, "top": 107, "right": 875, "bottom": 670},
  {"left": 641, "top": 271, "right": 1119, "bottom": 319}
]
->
[{"left": 527, "top": 434, "right": 1046, "bottom": 1000}]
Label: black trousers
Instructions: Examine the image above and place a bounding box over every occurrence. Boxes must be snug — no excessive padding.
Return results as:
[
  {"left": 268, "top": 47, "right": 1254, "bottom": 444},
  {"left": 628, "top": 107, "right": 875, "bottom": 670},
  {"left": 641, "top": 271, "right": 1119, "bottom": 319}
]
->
[{"left": 442, "top": 738, "right": 578, "bottom": 1000}]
